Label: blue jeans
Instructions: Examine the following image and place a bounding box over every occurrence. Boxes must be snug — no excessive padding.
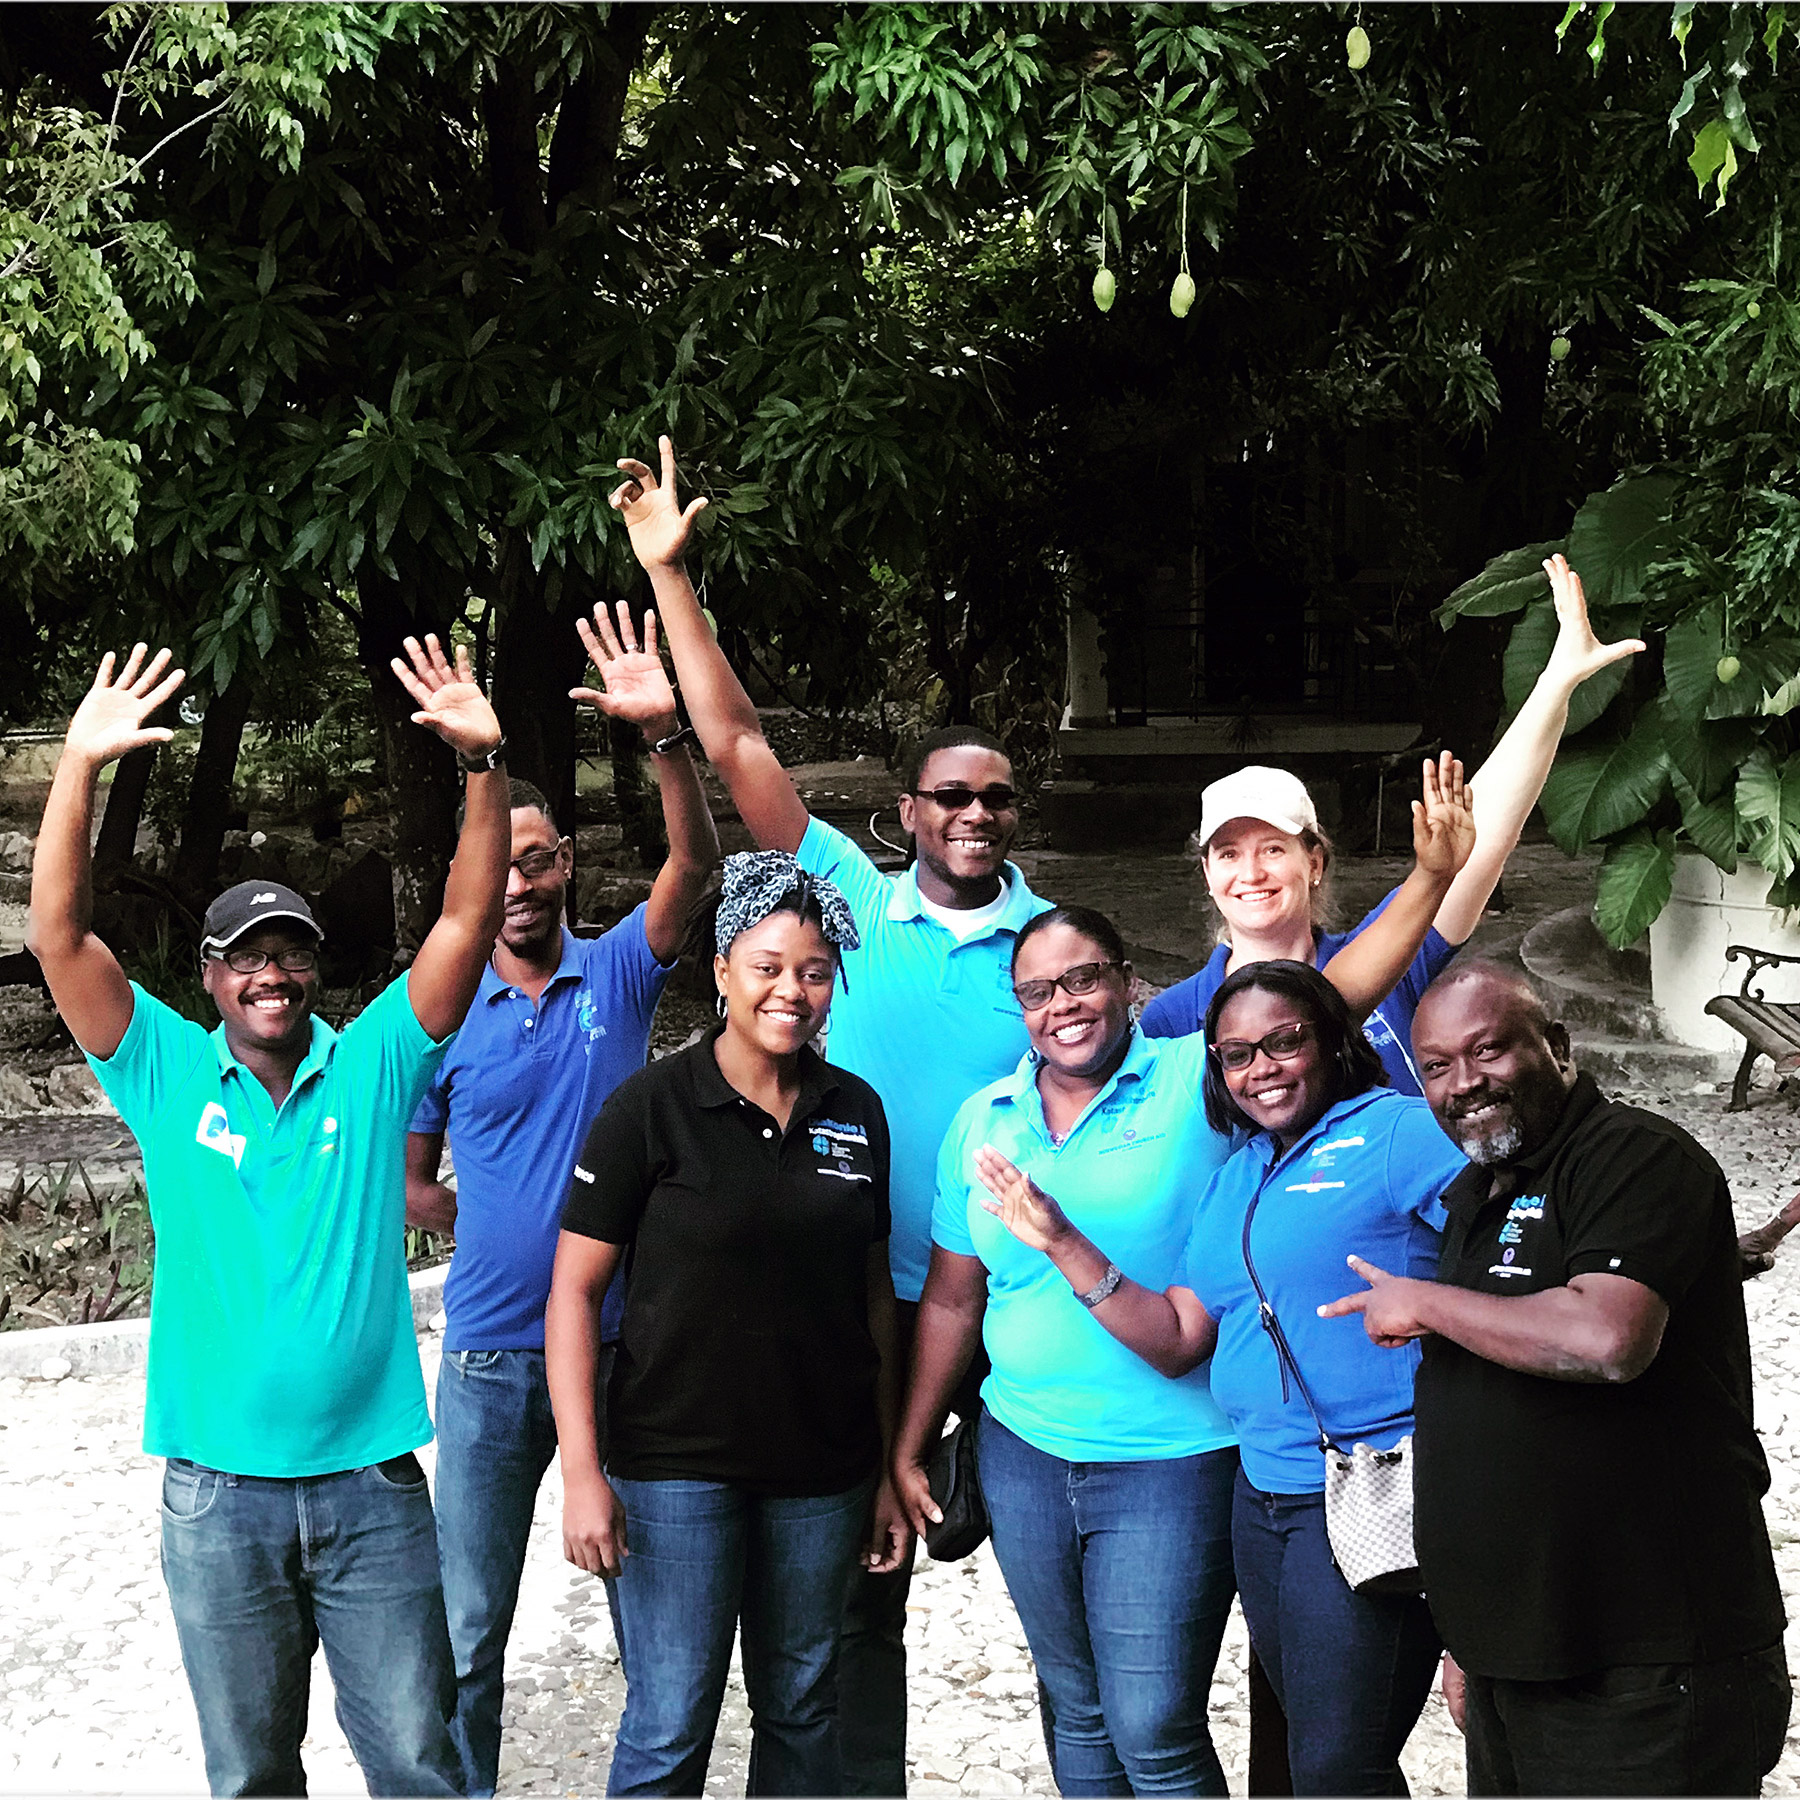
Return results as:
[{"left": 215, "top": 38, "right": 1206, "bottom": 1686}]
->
[
  {"left": 435, "top": 1344, "right": 623, "bottom": 1796},
  {"left": 1231, "top": 1471, "right": 1441, "bottom": 1796},
  {"left": 979, "top": 1410, "right": 1238, "bottom": 1797},
  {"left": 159, "top": 1454, "right": 461, "bottom": 1797},
  {"left": 605, "top": 1472, "right": 877, "bottom": 1797}
]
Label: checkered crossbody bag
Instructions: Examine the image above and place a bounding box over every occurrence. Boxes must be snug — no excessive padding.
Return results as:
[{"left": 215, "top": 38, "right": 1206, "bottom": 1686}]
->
[{"left": 1241, "top": 1189, "right": 1423, "bottom": 1598}]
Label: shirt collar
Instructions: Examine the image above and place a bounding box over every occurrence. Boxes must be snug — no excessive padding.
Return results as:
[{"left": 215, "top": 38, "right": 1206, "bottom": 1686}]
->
[
  {"left": 885, "top": 860, "right": 1042, "bottom": 935},
  {"left": 211, "top": 1012, "right": 336, "bottom": 1092},
  {"left": 687, "top": 1025, "right": 842, "bottom": 1118},
  {"left": 1247, "top": 1084, "right": 1392, "bottom": 1173},
  {"left": 997, "top": 1020, "right": 1155, "bottom": 1121},
  {"left": 1439, "top": 1071, "right": 1604, "bottom": 1213},
  {"left": 483, "top": 929, "right": 584, "bottom": 1003}
]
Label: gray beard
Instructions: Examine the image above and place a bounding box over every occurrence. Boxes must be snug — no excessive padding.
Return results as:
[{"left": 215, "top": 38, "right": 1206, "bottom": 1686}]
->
[{"left": 1450, "top": 1113, "right": 1526, "bottom": 1166}]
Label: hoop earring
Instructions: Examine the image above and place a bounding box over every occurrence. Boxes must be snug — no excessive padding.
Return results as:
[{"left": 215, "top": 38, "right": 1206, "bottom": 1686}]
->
[
  {"left": 868, "top": 810, "right": 910, "bottom": 857},
  {"left": 716, "top": 992, "right": 728, "bottom": 1020}
]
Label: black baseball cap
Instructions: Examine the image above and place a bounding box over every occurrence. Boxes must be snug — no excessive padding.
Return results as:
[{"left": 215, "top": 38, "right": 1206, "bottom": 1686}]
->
[{"left": 200, "top": 880, "right": 323, "bottom": 954}]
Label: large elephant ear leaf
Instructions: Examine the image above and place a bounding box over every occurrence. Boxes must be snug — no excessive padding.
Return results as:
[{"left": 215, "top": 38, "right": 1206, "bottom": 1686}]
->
[
  {"left": 1594, "top": 830, "right": 1676, "bottom": 949},
  {"left": 1670, "top": 765, "right": 1738, "bottom": 872},
  {"left": 1737, "top": 750, "right": 1800, "bottom": 880},
  {"left": 1435, "top": 540, "right": 1563, "bottom": 627},
  {"left": 1540, "top": 711, "right": 1671, "bottom": 854},
  {"left": 1565, "top": 474, "right": 1678, "bottom": 608}
]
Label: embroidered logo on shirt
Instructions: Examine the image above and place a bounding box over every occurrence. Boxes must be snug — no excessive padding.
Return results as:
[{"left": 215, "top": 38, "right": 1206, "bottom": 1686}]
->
[
  {"left": 576, "top": 990, "right": 607, "bottom": 1046},
  {"left": 1314, "top": 1136, "right": 1366, "bottom": 1154},
  {"left": 195, "top": 1101, "right": 246, "bottom": 1168},
  {"left": 1285, "top": 1179, "right": 1346, "bottom": 1194}
]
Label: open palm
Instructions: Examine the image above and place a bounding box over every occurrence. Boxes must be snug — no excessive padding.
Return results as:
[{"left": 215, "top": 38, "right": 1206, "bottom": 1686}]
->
[
  {"left": 1412, "top": 751, "right": 1476, "bottom": 880},
  {"left": 65, "top": 646, "right": 185, "bottom": 770},
  {"left": 390, "top": 635, "right": 502, "bottom": 758},
  {"left": 572, "top": 601, "right": 679, "bottom": 729},
  {"left": 1541, "top": 553, "right": 1646, "bottom": 690}
]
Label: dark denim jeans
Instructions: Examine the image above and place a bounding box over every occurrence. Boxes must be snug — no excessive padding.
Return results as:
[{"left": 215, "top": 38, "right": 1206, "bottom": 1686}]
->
[
  {"left": 1463, "top": 1644, "right": 1792, "bottom": 1796},
  {"left": 159, "top": 1454, "right": 461, "bottom": 1797},
  {"left": 836, "top": 1298, "right": 989, "bottom": 1796},
  {"left": 435, "top": 1343, "right": 622, "bottom": 1796},
  {"left": 1231, "top": 1471, "right": 1441, "bottom": 1796},
  {"left": 605, "top": 1472, "right": 877, "bottom": 1797},
  {"left": 979, "top": 1410, "right": 1238, "bottom": 1797}
]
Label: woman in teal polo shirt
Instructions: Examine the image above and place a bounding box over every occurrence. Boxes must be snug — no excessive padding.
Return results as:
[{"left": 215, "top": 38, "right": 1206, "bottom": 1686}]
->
[
  {"left": 890, "top": 750, "right": 1471, "bottom": 1797},
  {"left": 974, "top": 960, "right": 1468, "bottom": 1796}
]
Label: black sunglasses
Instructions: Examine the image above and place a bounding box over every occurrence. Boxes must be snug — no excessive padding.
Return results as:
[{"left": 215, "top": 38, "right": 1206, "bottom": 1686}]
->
[{"left": 912, "top": 784, "right": 1018, "bottom": 813}]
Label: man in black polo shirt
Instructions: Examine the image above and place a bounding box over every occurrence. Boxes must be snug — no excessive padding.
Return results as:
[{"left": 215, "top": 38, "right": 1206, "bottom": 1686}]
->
[{"left": 1322, "top": 962, "right": 1789, "bottom": 1796}]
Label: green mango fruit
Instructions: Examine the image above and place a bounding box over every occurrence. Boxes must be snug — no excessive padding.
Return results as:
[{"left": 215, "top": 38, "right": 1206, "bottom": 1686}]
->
[
  {"left": 1550, "top": 335, "right": 1571, "bottom": 362},
  {"left": 1747, "top": 300, "right": 1763, "bottom": 319},
  {"left": 1093, "top": 267, "right": 1116, "bottom": 313},
  {"left": 1717, "top": 655, "right": 1742, "bottom": 685},
  {"left": 1346, "top": 25, "right": 1371, "bottom": 69},
  {"left": 1170, "top": 272, "right": 1196, "bottom": 319}
]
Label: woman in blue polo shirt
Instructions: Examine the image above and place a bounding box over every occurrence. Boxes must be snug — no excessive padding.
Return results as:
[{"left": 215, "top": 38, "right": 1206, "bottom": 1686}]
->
[
  {"left": 974, "top": 959, "right": 1467, "bottom": 1796},
  {"left": 1141, "top": 556, "right": 1643, "bottom": 1095}
]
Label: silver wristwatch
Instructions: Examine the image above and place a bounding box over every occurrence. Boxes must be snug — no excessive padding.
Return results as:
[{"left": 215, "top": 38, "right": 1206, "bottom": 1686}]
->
[{"left": 1077, "top": 1263, "right": 1124, "bottom": 1310}]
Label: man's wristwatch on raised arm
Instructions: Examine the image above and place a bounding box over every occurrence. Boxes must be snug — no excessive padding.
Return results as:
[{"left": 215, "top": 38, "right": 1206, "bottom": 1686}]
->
[{"left": 458, "top": 736, "right": 507, "bottom": 775}]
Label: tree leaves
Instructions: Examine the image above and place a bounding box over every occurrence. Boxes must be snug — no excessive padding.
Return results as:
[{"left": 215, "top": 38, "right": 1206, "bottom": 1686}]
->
[{"left": 1595, "top": 829, "right": 1675, "bottom": 949}]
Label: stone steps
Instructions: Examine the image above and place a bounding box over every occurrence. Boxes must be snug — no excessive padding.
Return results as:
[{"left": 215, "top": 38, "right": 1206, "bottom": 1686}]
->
[{"left": 1520, "top": 904, "right": 1730, "bottom": 1089}]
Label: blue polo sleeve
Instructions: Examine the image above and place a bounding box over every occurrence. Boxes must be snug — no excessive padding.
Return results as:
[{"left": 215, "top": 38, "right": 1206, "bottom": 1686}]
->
[
  {"left": 339, "top": 971, "right": 453, "bottom": 1123},
  {"left": 84, "top": 982, "right": 211, "bottom": 1134},
  {"left": 606, "top": 900, "right": 679, "bottom": 992},
  {"left": 1380, "top": 1097, "right": 1467, "bottom": 1232},
  {"left": 1140, "top": 973, "right": 1202, "bottom": 1040},
  {"left": 930, "top": 1094, "right": 981, "bottom": 1258},
  {"left": 409, "top": 1066, "right": 450, "bottom": 1136},
  {"left": 798, "top": 816, "right": 892, "bottom": 936}
]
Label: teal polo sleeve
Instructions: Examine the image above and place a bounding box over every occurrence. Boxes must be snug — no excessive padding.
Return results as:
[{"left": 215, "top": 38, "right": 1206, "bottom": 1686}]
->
[
  {"left": 930, "top": 1091, "right": 983, "bottom": 1258},
  {"left": 338, "top": 971, "right": 453, "bottom": 1121},
  {"left": 798, "top": 816, "right": 892, "bottom": 932},
  {"left": 85, "top": 982, "right": 212, "bottom": 1133}
]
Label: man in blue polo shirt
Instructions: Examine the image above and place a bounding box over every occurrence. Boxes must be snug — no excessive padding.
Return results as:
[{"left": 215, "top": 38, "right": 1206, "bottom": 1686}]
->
[
  {"left": 28, "top": 636, "right": 510, "bottom": 1796},
  {"left": 607, "top": 437, "right": 1053, "bottom": 1794},
  {"left": 405, "top": 609, "right": 717, "bottom": 1796}
]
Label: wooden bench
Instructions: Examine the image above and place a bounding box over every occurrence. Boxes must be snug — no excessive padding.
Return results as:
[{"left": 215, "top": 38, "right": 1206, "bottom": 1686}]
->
[{"left": 1705, "top": 945, "right": 1800, "bottom": 1111}]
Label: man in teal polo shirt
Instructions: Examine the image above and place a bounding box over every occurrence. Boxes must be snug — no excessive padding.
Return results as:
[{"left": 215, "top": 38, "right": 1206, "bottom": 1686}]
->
[
  {"left": 28, "top": 637, "right": 510, "bottom": 1797},
  {"left": 602, "top": 437, "right": 1053, "bottom": 1794}
]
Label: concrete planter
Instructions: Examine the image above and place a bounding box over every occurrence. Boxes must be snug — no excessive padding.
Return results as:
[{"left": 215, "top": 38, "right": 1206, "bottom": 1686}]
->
[{"left": 1648, "top": 854, "right": 1800, "bottom": 1051}]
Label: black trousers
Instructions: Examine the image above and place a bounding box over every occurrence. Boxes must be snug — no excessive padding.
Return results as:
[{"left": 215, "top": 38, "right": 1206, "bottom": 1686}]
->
[
  {"left": 1464, "top": 1643, "right": 1792, "bottom": 1797},
  {"left": 836, "top": 1297, "right": 989, "bottom": 1796}
]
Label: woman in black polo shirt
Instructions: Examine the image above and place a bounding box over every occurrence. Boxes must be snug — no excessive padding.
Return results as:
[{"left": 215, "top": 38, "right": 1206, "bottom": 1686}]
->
[{"left": 545, "top": 851, "right": 908, "bottom": 1798}]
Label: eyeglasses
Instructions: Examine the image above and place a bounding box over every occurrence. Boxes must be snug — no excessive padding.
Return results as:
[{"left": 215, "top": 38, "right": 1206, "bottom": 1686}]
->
[
  {"left": 1012, "top": 961, "right": 1122, "bottom": 1011},
  {"left": 1210, "top": 1022, "right": 1311, "bottom": 1072},
  {"left": 510, "top": 845, "right": 566, "bottom": 879},
  {"left": 912, "top": 784, "right": 1018, "bottom": 813},
  {"left": 210, "top": 947, "right": 319, "bottom": 975}
]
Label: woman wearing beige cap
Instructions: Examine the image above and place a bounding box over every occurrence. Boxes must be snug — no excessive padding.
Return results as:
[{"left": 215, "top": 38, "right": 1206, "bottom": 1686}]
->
[{"left": 1140, "top": 554, "right": 1641, "bottom": 1095}]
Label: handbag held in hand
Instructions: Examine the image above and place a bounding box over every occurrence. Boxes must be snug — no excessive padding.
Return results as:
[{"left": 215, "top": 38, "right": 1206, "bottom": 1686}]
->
[{"left": 923, "top": 1411, "right": 990, "bottom": 1562}]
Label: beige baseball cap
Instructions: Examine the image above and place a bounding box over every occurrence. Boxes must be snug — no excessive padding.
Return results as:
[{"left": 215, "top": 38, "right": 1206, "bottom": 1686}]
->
[{"left": 1198, "top": 766, "right": 1320, "bottom": 847}]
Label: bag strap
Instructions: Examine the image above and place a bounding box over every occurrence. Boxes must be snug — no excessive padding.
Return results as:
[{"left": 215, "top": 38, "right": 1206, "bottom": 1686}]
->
[{"left": 1241, "top": 1178, "right": 1340, "bottom": 1455}]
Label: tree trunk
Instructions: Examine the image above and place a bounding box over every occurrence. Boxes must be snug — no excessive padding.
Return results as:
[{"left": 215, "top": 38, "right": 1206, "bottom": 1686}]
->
[
  {"left": 95, "top": 695, "right": 180, "bottom": 878},
  {"left": 489, "top": 532, "right": 586, "bottom": 833},
  {"left": 608, "top": 714, "right": 665, "bottom": 869},
  {"left": 172, "top": 677, "right": 254, "bottom": 901},
  {"left": 358, "top": 562, "right": 459, "bottom": 963}
]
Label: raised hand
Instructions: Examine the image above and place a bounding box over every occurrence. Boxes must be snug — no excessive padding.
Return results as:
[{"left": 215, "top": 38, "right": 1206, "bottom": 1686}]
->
[
  {"left": 611, "top": 435, "right": 709, "bottom": 572},
  {"left": 973, "top": 1144, "right": 1072, "bottom": 1255},
  {"left": 571, "top": 601, "right": 680, "bottom": 733},
  {"left": 64, "top": 646, "right": 185, "bottom": 771},
  {"left": 390, "top": 635, "right": 502, "bottom": 760},
  {"left": 1412, "top": 751, "right": 1475, "bottom": 881},
  {"left": 1540, "top": 553, "right": 1646, "bottom": 694},
  {"left": 1317, "top": 1254, "right": 1435, "bottom": 1348}
]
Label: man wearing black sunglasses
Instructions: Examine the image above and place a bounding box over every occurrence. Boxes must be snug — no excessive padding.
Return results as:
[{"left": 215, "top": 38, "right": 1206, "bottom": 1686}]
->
[
  {"left": 29, "top": 636, "right": 511, "bottom": 1796},
  {"left": 609, "top": 436, "right": 1054, "bottom": 1796}
]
